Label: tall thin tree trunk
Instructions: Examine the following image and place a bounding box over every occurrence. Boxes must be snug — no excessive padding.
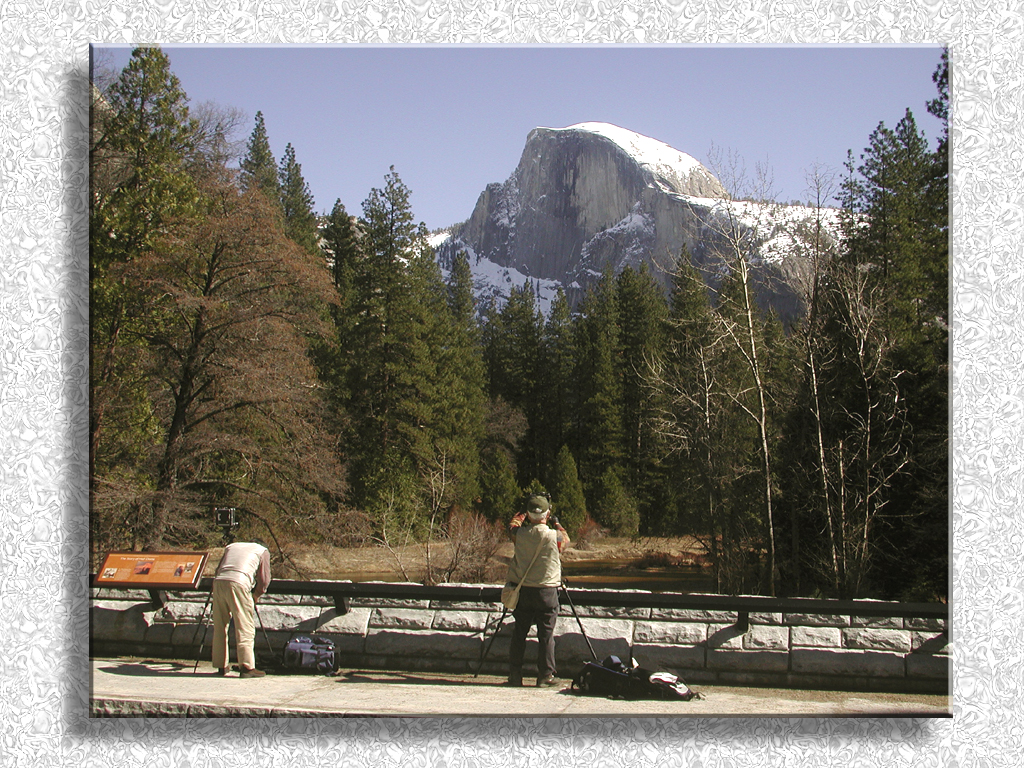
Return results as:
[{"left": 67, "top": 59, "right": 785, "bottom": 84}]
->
[
  {"left": 808, "top": 344, "right": 840, "bottom": 594},
  {"left": 738, "top": 258, "right": 776, "bottom": 596}
]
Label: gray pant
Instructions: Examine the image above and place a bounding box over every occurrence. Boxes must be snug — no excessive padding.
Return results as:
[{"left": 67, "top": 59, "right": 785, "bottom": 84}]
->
[{"left": 508, "top": 586, "right": 559, "bottom": 680}]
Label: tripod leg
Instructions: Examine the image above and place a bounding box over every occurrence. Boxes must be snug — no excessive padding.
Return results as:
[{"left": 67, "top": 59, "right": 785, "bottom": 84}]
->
[
  {"left": 561, "top": 581, "right": 598, "bottom": 661},
  {"left": 473, "top": 605, "right": 509, "bottom": 678},
  {"left": 191, "top": 589, "right": 214, "bottom": 673},
  {"left": 254, "top": 602, "right": 275, "bottom": 660}
]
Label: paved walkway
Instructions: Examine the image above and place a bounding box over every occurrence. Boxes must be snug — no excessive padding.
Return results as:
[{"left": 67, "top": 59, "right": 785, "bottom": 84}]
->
[{"left": 90, "top": 658, "right": 950, "bottom": 718}]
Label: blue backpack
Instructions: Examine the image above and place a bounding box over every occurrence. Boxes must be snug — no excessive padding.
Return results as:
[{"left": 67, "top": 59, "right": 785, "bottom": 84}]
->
[{"left": 282, "top": 636, "right": 336, "bottom": 674}]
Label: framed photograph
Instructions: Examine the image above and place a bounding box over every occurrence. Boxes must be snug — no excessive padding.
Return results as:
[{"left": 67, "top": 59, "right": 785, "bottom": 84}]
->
[
  {"left": 5, "top": 1, "right": 1013, "bottom": 764},
  {"left": 87, "top": 41, "right": 949, "bottom": 719}
]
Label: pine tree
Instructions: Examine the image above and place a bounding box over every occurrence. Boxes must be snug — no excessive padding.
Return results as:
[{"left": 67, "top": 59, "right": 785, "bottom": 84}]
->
[
  {"left": 591, "top": 466, "right": 639, "bottom": 538},
  {"left": 901, "top": 49, "right": 950, "bottom": 601},
  {"left": 238, "top": 110, "right": 279, "bottom": 203},
  {"left": 346, "top": 167, "right": 442, "bottom": 520},
  {"left": 573, "top": 269, "right": 624, "bottom": 496},
  {"left": 278, "top": 143, "right": 320, "bottom": 255},
  {"left": 397, "top": 243, "right": 489, "bottom": 520},
  {"left": 485, "top": 283, "right": 542, "bottom": 405},
  {"left": 478, "top": 450, "right": 522, "bottom": 522},
  {"left": 615, "top": 264, "right": 669, "bottom": 532},
  {"left": 923, "top": 50, "right": 949, "bottom": 338},
  {"left": 440, "top": 251, "right": 488, "bottom": 504},
  {"left": 549, "top": 445, "right": 587, "bottom": 538},
  {"left": 406, "top": 248, "right": 462, "bottom": 519},
  {"left": 650, "top": 247, "right": 741, "bottom": 584},
  {"left": 90, "top": 46, "right": 201, "bottom": 536},
  {"left": 448, "top": 251, "right": 481, "bottom": 345},
  {"left": 310, "top": 198, "right": 361, "bottom": 459},
  {"left": 321, "top": 198, "right": 360, "bottom": 300},
  {"left": 483, "top": 281, "right": 544, "bottom": 483},
  {"left": 91, "top": 46, "right": 199, "bottom": 270},
  {"left": 539, "top": 288, "right": 576, "bottom": 476},
  {"left": 804, "top": 55, "right": 948, "bottom": 599}
]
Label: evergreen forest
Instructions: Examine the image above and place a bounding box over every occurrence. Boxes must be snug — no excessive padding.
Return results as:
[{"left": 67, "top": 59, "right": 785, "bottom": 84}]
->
[{"left": 90, "top": 47, "right": 948, "bottom": 601}]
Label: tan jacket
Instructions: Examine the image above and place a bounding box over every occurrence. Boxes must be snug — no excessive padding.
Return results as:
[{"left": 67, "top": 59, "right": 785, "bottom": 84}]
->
[
  {"left": 506, "top": 524, "right": 562, "bottom": 588},
  {"left": 214, "top": 542, "right": 272, "bottom": 597}
]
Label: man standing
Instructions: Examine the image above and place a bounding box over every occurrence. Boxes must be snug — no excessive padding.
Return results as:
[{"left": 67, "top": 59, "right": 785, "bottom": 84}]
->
[
  {"left": 212, "top": 540, "right": 271, "bottom": 678},
  {"left": 505, "top": 495, "right": 570, "bottom": 687}
]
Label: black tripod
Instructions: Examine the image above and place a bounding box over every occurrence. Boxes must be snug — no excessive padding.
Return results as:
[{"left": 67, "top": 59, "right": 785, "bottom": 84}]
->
[
  {"left": 473, "top": 581, "right": 597, "bottom": 677},
  {"left": 191, "top": 590, "right": 214, "bottom": 674}
]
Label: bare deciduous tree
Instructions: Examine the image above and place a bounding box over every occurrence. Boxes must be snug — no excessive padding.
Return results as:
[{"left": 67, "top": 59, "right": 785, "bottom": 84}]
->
[
  {"left": 787, "top": 162, "right": 912, "bottom": 597},
  {"left": 99, "top": 175, "right": 344, "bottom": 550},
  {"left": 823, "top": 254, "right": 910, "bottom": 596},
  {"left": 691, "top": 147, "right": 785, "bottom": 595}
]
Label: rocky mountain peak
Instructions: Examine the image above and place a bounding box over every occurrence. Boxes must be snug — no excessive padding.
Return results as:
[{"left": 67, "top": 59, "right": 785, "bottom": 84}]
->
[
  {"left": 434, "top": 123, "right": 838, "bottom": 322},
  {"left": 542, "top": 122, "right": 727, "bottom": 199}
]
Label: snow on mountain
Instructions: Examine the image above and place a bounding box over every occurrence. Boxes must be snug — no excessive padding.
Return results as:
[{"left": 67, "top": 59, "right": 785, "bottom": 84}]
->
[
  {"left": 554, "top": 122, "right": 720, "bottom": 196},
  {"left": 680, "top": 194, "right": 844, "bottom": 265},
  {"left": 427, "top": 231, "right": 451, "bottom": 250},
  {"left": 578, "top": 202, "right": 655, "bottom": 271},
  {"left": 430, "top": 230, "right": 563, "bottom": 316}
]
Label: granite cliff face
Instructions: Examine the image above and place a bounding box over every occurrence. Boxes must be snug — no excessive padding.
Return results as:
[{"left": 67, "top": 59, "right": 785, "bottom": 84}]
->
[{"left": 435, "top": 123, "right": 838, "bottom": 321}]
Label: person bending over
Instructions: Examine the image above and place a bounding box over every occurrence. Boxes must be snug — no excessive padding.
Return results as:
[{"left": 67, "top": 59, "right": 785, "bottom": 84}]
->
[{"left": 211, "top": 540, "right": 271, "bottom": 678}]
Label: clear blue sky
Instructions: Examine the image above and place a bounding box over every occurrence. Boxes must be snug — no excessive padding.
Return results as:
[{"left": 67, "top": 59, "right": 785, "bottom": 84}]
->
[{"left": 96, "top": 45, "right": 945, "bottom": 232}]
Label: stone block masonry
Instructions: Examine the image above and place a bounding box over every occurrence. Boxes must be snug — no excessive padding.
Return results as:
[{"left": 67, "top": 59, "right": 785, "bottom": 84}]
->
[{"left": 90, "top": 585, "right": 948, "bottom": 694}]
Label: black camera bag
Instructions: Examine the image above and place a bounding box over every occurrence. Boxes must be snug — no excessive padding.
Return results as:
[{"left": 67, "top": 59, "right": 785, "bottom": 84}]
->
[{"left": 571, "top": 656, "right": 700, "bottom": 701}]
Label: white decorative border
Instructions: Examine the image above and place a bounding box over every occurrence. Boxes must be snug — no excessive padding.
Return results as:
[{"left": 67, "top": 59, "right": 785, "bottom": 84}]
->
[{"left": 1, "top": 1, "right": 1013, "bottom": 765}]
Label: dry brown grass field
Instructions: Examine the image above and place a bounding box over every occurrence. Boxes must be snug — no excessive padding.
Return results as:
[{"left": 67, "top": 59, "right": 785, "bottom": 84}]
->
[{"left": 202, "top": 536, "right": 712, "bottom": 590}]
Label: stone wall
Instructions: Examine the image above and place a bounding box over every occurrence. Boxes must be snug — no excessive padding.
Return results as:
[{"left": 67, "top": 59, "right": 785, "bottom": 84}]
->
[{"left": 90, "top": 585, "right": 949, "bottom": 694}]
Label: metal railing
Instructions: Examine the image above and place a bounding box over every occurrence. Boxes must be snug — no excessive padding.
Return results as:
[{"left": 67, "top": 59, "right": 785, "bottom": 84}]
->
[
  {"left": 93, "top": 575, "right": 947, "bottom": 627},
  {"left": 192, "top": 578, "right": 948, "bottom": 628}
]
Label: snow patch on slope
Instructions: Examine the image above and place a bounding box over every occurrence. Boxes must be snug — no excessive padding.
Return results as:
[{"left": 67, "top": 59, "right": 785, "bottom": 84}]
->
[
  {"left": 431, "top": 230, "right": 561, "bottom": 316},
  {"left": 578, "top": 204, "right": 655, "bottom": 271},
  {"left": 550, "top": 122, "right": 718, "bottom": 196},
  {"left": 680, "top": 195, "right": 843, "bottom": 264}
]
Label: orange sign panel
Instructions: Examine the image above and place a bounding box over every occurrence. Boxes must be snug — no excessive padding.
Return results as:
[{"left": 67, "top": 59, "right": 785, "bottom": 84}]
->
[{"left": 94, "top": 551, "right": 209, "bottom": 590}]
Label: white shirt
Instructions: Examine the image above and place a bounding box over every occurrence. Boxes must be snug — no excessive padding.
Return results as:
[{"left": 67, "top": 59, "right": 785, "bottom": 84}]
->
[{"left": 214, "top": 542, "right": 271, "bottom": 596}]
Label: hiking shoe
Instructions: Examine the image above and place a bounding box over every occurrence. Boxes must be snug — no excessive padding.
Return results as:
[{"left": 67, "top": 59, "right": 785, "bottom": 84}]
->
[
  {"left": 504, "top": 676, "right": 523, "bottom": 687},
  {"left": 239, "top": 667, "right": 266, "bottom": 679},
  {"left": 536, "top": 675, "right": 559, "bottom": 688}
]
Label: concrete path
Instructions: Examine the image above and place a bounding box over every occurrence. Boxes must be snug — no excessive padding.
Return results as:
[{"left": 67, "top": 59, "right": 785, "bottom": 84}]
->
[{"left": 89, "top": 658, "right": 950, "bottom": 718}]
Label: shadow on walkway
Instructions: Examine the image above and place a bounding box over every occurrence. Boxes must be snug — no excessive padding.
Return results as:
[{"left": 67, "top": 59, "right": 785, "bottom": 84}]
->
[{"left": 97, "top": 660, "right": 195, "bottom": 677}]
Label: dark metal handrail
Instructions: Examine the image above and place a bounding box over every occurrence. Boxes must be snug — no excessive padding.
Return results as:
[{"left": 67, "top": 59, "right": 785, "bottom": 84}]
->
[{"left": 123, "top": 577, "right": 944, "bottom": 622}]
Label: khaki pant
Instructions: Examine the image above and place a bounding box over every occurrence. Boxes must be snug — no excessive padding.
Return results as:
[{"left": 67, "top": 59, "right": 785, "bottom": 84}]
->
[{"left": 211, "top": 579, "right": 257, "bottom": 670}]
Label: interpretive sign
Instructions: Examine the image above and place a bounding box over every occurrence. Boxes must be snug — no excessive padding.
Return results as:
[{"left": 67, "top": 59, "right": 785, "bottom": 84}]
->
[{"left": 93, "top": 551, "right": 209, "bottom": 591}]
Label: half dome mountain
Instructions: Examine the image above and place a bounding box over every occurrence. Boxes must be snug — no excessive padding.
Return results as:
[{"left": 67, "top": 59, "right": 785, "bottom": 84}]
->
[{"left": 433, "top": 122, "right": 839, "bottom": 321}]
